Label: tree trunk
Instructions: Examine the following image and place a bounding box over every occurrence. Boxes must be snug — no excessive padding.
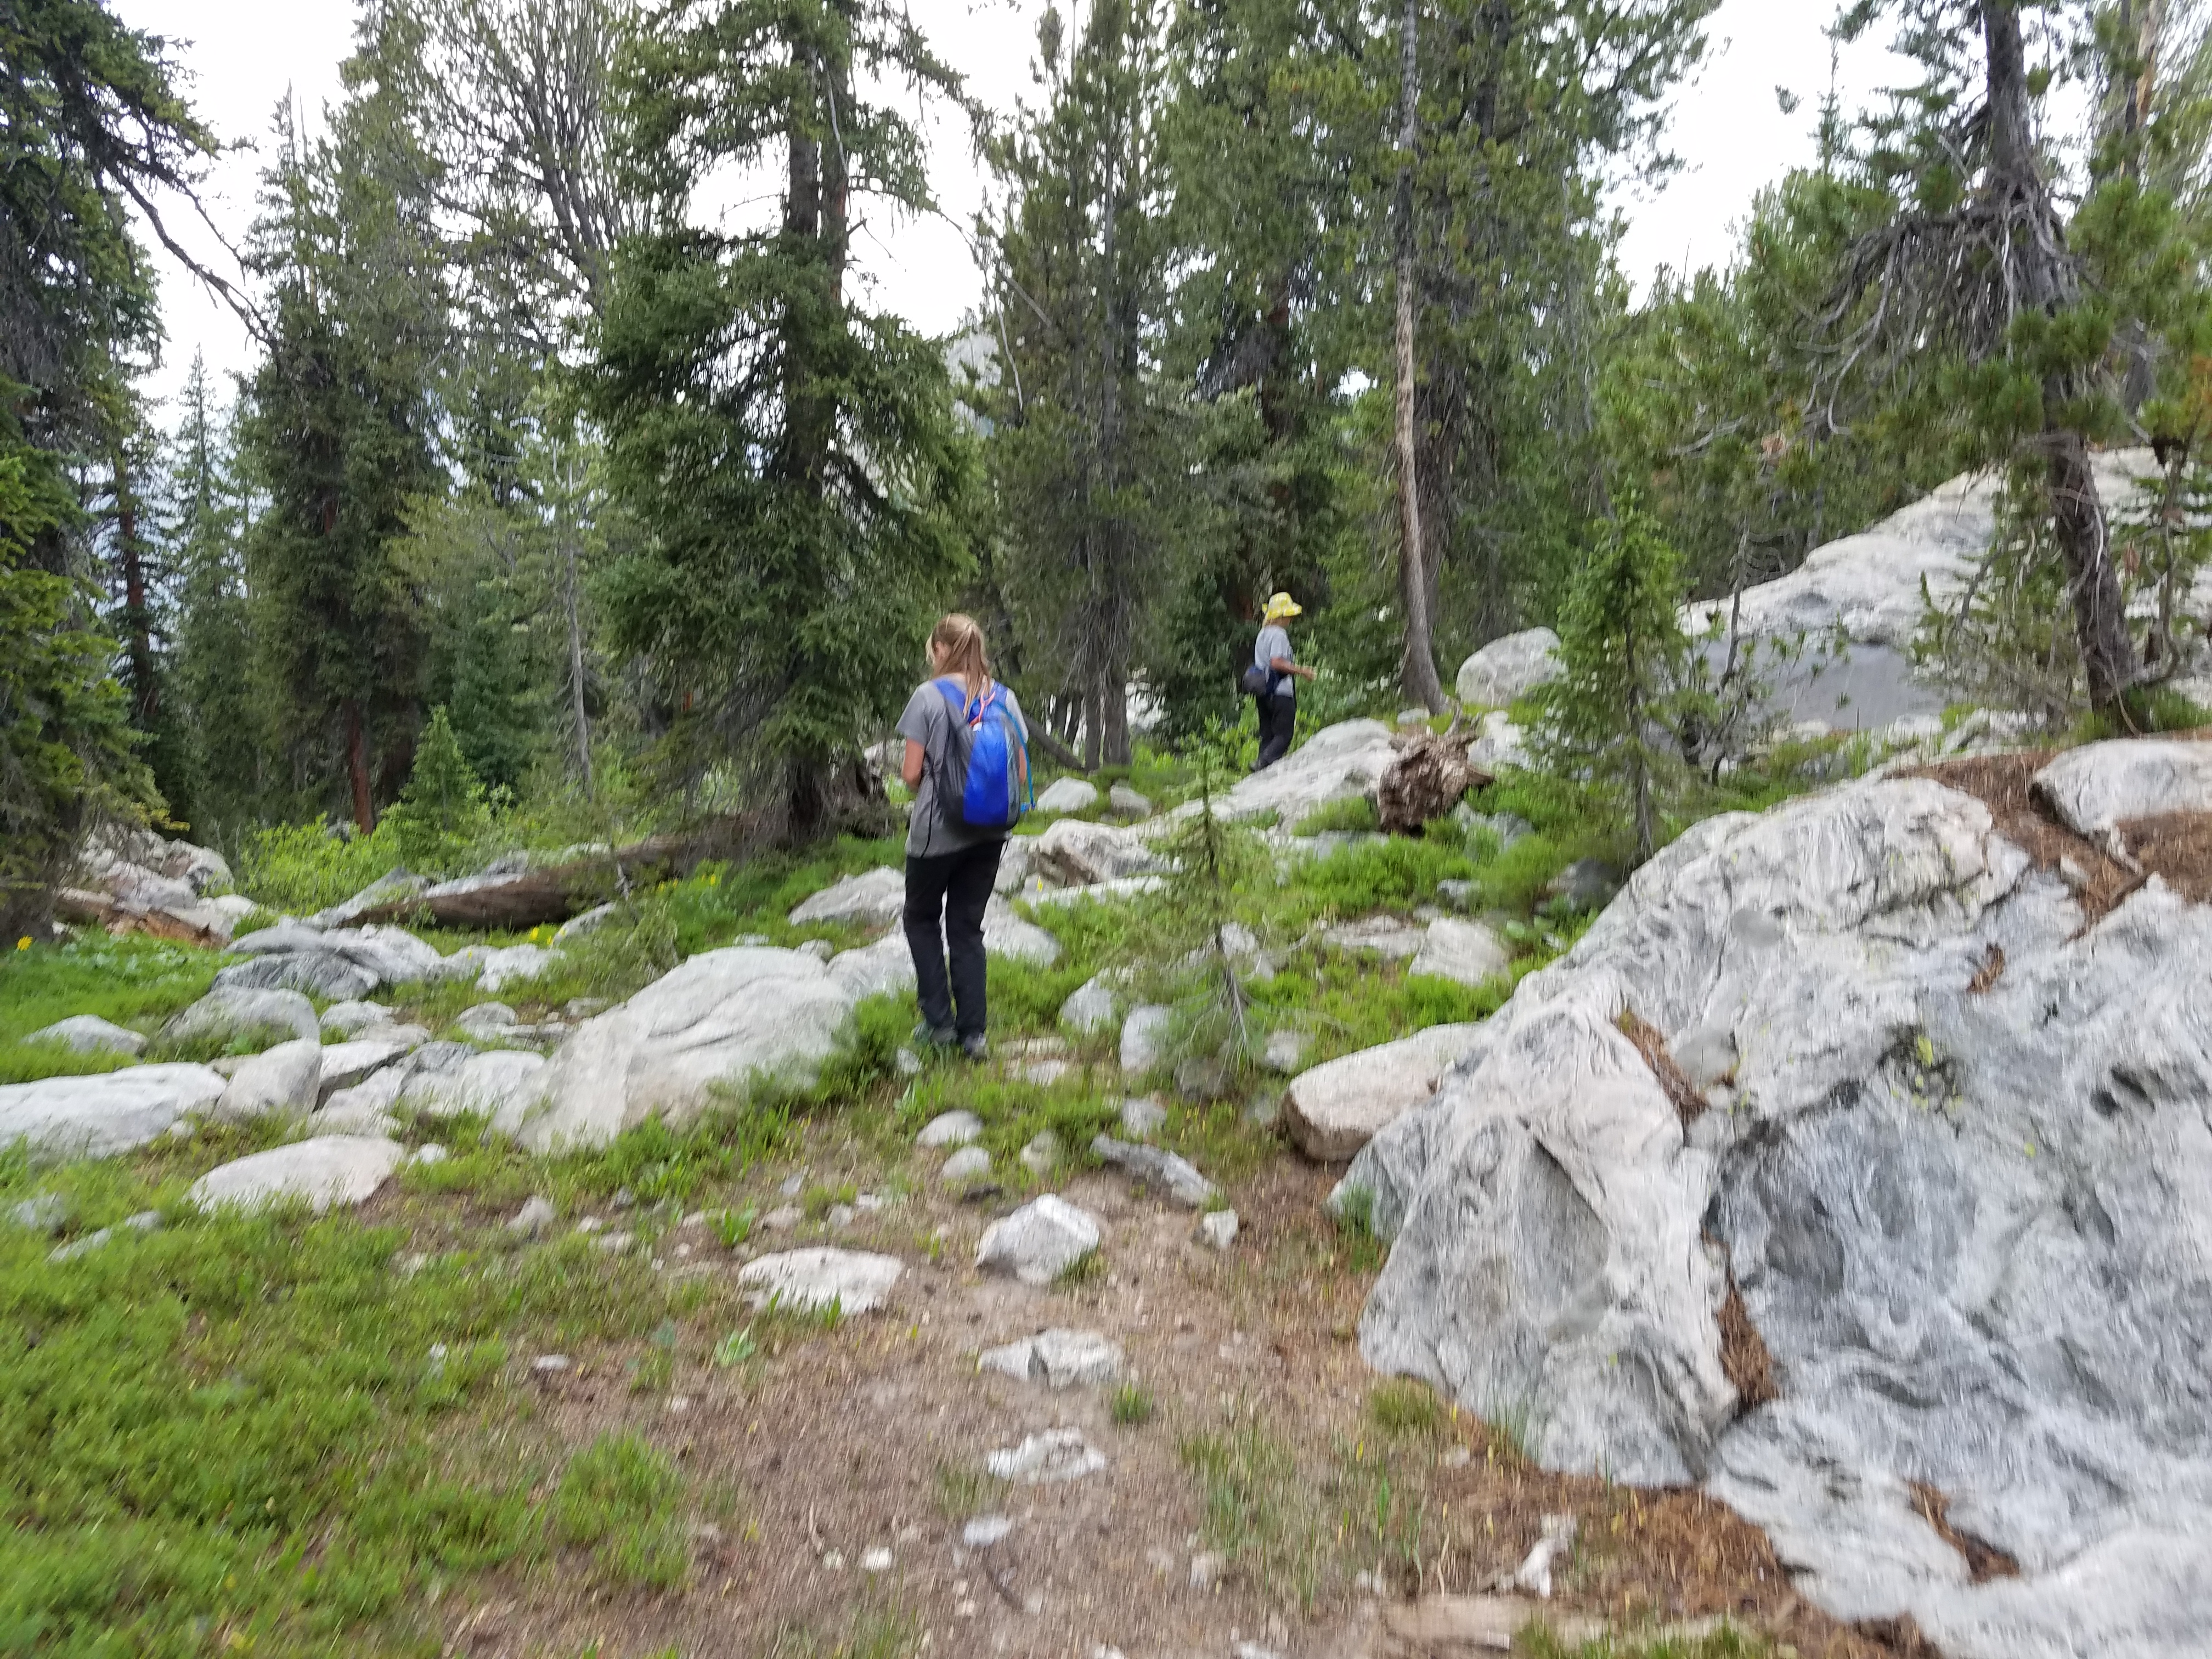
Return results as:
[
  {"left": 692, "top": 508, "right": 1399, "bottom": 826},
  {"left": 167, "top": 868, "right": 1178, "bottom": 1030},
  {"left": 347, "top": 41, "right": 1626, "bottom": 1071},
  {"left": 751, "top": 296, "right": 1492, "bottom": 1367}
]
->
[
  {"left": 1393, "top": 0, "right": 1445, "bottom": 712},
  {"left": 343, "top": 699, "right": 375, "bottom": 833},
  {"left": 561, "top": 499, "right": 593, "bottom": 797},
  {"left": 1102, "top": 675, "right": 1130, "bottom": 768},
  {"left": 1082, "top": 682, "right": 1104, "bottom": 772},
  {"left": 1983, "top": 1, "right": 2140, "bottom": 710},
  {"left": 112, "top": 455, "right": 159, "bottom": 732}
]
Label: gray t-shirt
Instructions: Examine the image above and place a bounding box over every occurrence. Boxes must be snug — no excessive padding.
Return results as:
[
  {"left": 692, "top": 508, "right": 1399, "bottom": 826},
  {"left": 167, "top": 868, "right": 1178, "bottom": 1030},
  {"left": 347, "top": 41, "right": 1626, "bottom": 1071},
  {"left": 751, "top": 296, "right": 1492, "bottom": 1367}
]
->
[
  {"left": 898, "top": 679, "right": 1031, "bottom": 858},
  {"left": 1255, "top": 625, "right": 1296, "bottom": 698}
]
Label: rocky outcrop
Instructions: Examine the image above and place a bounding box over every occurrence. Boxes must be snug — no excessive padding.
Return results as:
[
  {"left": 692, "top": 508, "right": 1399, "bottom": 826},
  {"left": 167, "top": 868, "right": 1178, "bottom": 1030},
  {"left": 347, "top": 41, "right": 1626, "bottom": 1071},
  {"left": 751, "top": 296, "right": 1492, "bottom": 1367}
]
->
[
  {"left": 217, "top": 922, "right": 455, "bottom": 1001},
  {"left": 160, "top": 987, "right": 320, "bottom": 1052},
  {"left": 1335, "top": 750, "right": 2212, "bottom": 1658},
  {"left": 1028, "top": 819, "right": 1167, "bottom": 887},
  {"left": 522, "top": 946, "right": 859, "bottom": 1151},
  {"left": 0, "top": 1065, "right": 225, "bottom": 1161},
  {"left": 61, "top": 823, "right": 242, "bottom": 944},
  {"left": 1217, "top": 719, "right": 1399, "bottom": 826},
  {"left": 1455, "top": 628, "right": 1561, "bottom": 708}
]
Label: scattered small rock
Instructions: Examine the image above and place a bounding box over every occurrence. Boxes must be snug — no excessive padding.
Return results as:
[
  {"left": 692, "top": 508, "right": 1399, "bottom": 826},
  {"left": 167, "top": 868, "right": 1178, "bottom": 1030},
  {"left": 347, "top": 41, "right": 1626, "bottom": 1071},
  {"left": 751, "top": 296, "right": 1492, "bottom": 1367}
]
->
[
  {"left": 760, "top": 1204, "right": 804, "bottom": 1231},
  {"left": 737, "top": 1247, "right": 904, "bottom": 1314},
  {"left": 895, "top": 1047, "right": 922, "bottom": 1077},
  {"left": 8, "top": 1192, "right": 72, "bottom": 1234},
  {"left": 1019, "top": 1130, "right": 1060, "bottom": 1177},
  {"left": 411, "top": 1144, "right": 448, "bottom": 1166},
  {"left": 1019, "top": 1058, "right": 1074, "bottom": 1087},
  {"left": 1260, "top": 1029, "right": 1310, "bottom": 1073},
  {"left": 962, "top": 1514, "right": 1016, "bottom": 1549},
  {"left": 1059, "top": 975, "right": 1121, "bottom": 1035},
  {"left": 860, "top": 1546, "right": 893, "bottom": 1573},
  {"left": 1189, "top": 1551, "right": 1224, "bottom": 1591},
  {"left": 985, "top": 1427, "right": 1106, "bottom": 1484},
  {"left": 975, "top": 1195, "right": 1103, "bottom": 1285},
  {"left": 531, "top": 1354, "right": 571, "bottom": 1374},
  {"left": 1118, "top": 1096, "right": 1167, "bottom": 1139},
  {"left": 1544, "top": 858, "right": 1620, "bottom": 911},
  {"left": 1035, "top": 776, "right": 1100, "bottom": 815},
  {"left": 1119, "top": 1005, "right": 1173, "bottom": 1076},
  {"left": 918, "top": 1109, "right": 983, "bottom": 1148},
  {"left": 1198, "top": 1210, "right": 1239, "bottom": 1251},
  {"left": 1091, "top": 1135, "right": 1216, "bottom": 1209},
  {"left": 940, "top": 1146, "right": 993, "bottom": 1187},
  {"left": 1504, "top": 1513, "right": 1579, "bottom": 1599},
  {"left": 454, "top": 1002, "right": 518, "bottom": 1040},
  {"left": 507, "top": 1195, "right": 556, "bottom": 1235},
  {"left": 1107, "top": 783, "right": 1152, "bottom": 819},
  {"left": 978, "top": 1327, "right": 1124, "bottom": 1388}
]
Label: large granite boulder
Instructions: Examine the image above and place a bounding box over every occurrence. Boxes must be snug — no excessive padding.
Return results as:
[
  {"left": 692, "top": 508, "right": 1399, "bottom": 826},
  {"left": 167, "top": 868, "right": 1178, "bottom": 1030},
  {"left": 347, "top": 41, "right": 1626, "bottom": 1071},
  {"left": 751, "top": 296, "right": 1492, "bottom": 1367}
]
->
[
  {"left": 2030, "top": 737, "right": 2212, "bottom": 838},
  {"left": 1335, "top": 752, "right": 2212, "bottom": 1657},
  {"left": 522, "top": 947, "right": 859, "bottom": 1151},
  {"left": 212, "top": 1039, "right": 324, "bottom": 1122},
  {"left": 788, "top": 866, "right": 906, "bottom": 928},
  {"left": 1027, "top": 819, "right": 1167, "bottom": 888},
  {"left": 188, "top": 1136, "right": 406, "bottom": 1214},
  {"left": 1215, "top": 719, "right": 1398, "bottom": 826},
  {"left": 217, "top": 922, "right": 453, "bottom": 1000},
  {"left": 1282, "top": 1024, "right": 1486, "bottom": 1160},
  {"left": 0, "top": 1065, "right": 226, "bottom": 1161},
  {"left": 25, "top": 1015, "right": 146, "bottom": 1057},
  {"left": 1455, "top": 628, "right": 1561, "bottom": 708}
]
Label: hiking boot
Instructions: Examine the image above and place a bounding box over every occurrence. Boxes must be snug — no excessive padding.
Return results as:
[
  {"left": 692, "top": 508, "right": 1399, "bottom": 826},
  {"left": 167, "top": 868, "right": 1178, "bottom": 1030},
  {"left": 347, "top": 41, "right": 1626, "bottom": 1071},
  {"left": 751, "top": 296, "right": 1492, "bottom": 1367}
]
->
[
  {"left": 960, "top": 1033, "right": 991, "bottom": 1063},
  {"left": 912, "top": 1022, "right": 957, "bottom": 1051}
]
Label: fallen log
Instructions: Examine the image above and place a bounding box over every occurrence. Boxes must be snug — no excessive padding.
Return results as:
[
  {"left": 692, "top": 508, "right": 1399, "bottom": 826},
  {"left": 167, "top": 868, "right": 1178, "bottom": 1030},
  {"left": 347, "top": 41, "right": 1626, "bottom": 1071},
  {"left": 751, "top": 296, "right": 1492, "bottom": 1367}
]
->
[
  {"left": 53, "top": 887, "right": 230, "bottom": 949},
  {"left": 1378, "top": 719, "right": 1493, "bottom": 835},
  {"left": 353, "top": 815, "right": 764, "bottom": 932}
]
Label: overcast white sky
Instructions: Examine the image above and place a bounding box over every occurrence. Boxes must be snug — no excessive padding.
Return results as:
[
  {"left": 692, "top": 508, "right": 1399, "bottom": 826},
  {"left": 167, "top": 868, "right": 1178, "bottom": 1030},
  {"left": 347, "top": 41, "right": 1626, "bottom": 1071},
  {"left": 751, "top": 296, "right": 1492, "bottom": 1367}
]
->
[{"left": 115, "top": 0, "right": 1912, "bottom": 411}]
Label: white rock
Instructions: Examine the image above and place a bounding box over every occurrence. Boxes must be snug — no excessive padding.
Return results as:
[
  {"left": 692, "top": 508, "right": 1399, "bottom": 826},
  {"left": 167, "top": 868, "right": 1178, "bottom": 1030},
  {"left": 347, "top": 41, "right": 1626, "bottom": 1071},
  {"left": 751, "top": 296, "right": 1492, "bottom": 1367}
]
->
[
  {"left": 994, "top": 836, "right": 1036, "bottom": 894},
  {"left": 976, "top": 1194, "right": 1102, "bottom": 1285},
  {"left": 411, "top": 1143, "right": 448, "bottom": 1166},
  {"left": 1466, "top": 710, "right": 1532, "bottom": 772},
  {"left": 826, "top": 934, "right": 915, "bottom": 1000},
  {"left": 553, "top": 902, "right": 619, "bottom": 943},
  {"left": 1035, "top": 776, "right": 1101, "bottom": 814},
  {"left": 2032, "top": 738, "right": 2212, "bottom": 838},
  {"left": 941, "top": 1146, "right": 993, "bottom": 1186},
  {"left": 1214, "top": 719, "right": 1398, "bottom": 826},
  {"left": 213, "top": 1038, "right": 324, "bottom": 1122},
  {"left": 1456, "top": 627, "right": 1562, "bottom": 707},
  {"left": 525, "top": 948, "right": 858, "bottom": 1152},
  {"left": 1059, "top": 975, "right": 1121, "bottom": 1035},
  {"left": 1108, "top": 783, "right": 1152, "bottom": 819},
  {"left": 1023, "top": 874, "right": 1166, "bottom": 908},
  {"left": 1019, "top": 1131, "right": 1060, "bottom": 1176},
  {"left": 0, "top": 1065, "right": 226, "bottom": 1163},
  {"left": 1028, "top": 817, "right": 1167, "bottom": 887},
  {"left": 315, "top": 1035, "right": 418, "bottom": 1103},
  {"left": 1336, "top": 758, "right": 2212, "bottom": 1658},
  {"left": 1120, "top": 1006, "right": 1173, "bottom": 1076},
  {"left": 1199, "top": 1210, "right": 1239, "bottom": 1250},
  {"left": 978, "top": 1327, "right": 1124, "bottom": 1387},
  {"left": 1410, "top": 918, "right": 1512, "bottom": 988},
  {"left": 962, "top": 1515, "right": 1016, "bottom": 1548},
  {"left": 1283, "top": 1024, "right": 1486, "bottom": 1160},
  {"left": 918, "top": 1109, "right": 984, "bottom": 1148},
  {"left": 985, "top": 1427, "right": 1106, "bottom": 1484},
  {"left": 860, "top": 1546, "right": 893, "bottom": 1573},
  {"left": 982, "top": 899, "right": 1060, "bottom": 966},
  {"left": 508, "top": 1195, "right": 557, "bottom": 1235},
  {"left": 1119, "top": 1096, "right": 1167, "bottom": 1138},
  {"left": 1261, "top": 1029, "right": 1310, "bottom": 1073},
  {"left": 474, "top": 943, "right": 558, "bottom": 993},
  {"left": 319, "top": 1000, "right": 392, "bottom": 1037},
  {"left": 188, "top": 1135, "right": 406, "bottom": 1214},
  {"left": 25, "top": 1015, "right": 145, "bottom": 1057},
  {"left": 400, "top": 1049, "right": 549, "bottom": 1135},
  {"left": 1323, "top": 916, "right": 1427, "bottom": 960},
  {"left": 789, "top": 866, "right": 906, "bottom": 928},
  {"left": 160, "top": 987, "right": 320, "bottom": 1051},
  {"left": 307, "top": 867, "right": 429, "bottom": 929},
  {"left": 454, "top": 1002, "right": 519, "bottom": 1040},
  {"left": 737, "top": 1247, "right": 904, "bottom": 1315}
]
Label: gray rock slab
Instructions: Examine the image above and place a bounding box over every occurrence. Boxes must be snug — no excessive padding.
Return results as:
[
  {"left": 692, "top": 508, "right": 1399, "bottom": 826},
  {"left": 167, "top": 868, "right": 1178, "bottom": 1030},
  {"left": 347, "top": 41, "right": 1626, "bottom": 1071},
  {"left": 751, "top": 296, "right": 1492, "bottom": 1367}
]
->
[
  {"left": 189, "top": 1135, "right": 407, "bottom": 1214},
  {"left": 1455, "top": 627, "right": 1562, "bottom": 707},
  {"left": 214, "top": 949, "right": 377, "bottom": 1002},
  {"left": 2032, "top": 737, "right": 2212, "bottom": 837},
  {"left": 1120, "top": 1006, "right": 1172, "bottom": 1076},
  {"left": 976, "top": 1194, "right": 1102, "bottom": 1285},
  {"left": 978, "top": 1327, "right": 1124, "bottom": 1387},
  {"left": 554, "top": 902, "right": 618, "bottom": 943},
  {"left": 161, "top": 986, "right": 319, "bottom": 1052},
  {"left": 1108, "top": 783, "right": 1152, "bottom": 819},
  {"left": 454, "top": 1002, "right": 518, "bottom": 1040},
  {"left": 1261, "top": 1029, "right": 1310, "bottom": 1074},
  {"left": 0, "top": 1065, "right": 225, "bottom": 1163},
  {"left": 319, "top": 1000, "right": 392, "bottom": 1037},
  {"left": 25, "top": 1014, "right": 145, "bottom": 1057},
  {"left": 400, "top": 1049, "right": 548, "bottom": 1135},
  {"left": 1019, "top": 1131, "right": 1060, "bottom": 1177},
  {"left": 213, "top": 1038, "right": 324, "bottom": 1121},
  {"left": 1334, "top": 754, "right": 2212, "bottom": 1658},
  {"left": 918, "top": 1109, "right": 983, "bottom": 1148},
  {"left": 940, "top": 1146, "right": 993, "bottom": 1186},
  {"left": 1410, "top": 918, "right": 1511, "bottom": 988},
  {"left": 1207, "top": 719, "right": 1398, "bottom": 826},
  {"left": 737, "top": 1247, "right": 902, "bottom": 1314},
  {"left": 983, "top": 899, "right": 1061, "bottom": 965},
  {"left": 1323, "top": 916, "right": 1427, "bottom": 960},
  {"left": 1091, "top": 1134, "right": 1215, "bottom": 1208},
  {"left": 1283, "top": 1024, "right": 1485, "bottom": 1161},
  {"left": 1119, "top": 1096, "right": 1167, "bottom": 1139},
  {"left": 507, "top": 1195, "right": 556, "bottom": 1234},
  {"left": 788, "top": 866, "right": 906, "bottom": 928},
  {"left": 1035, "top": 777, "right": 1099, "bottom": 814},
  {"left": 524, "top": 947, "right": 857, "bottom": 1152},
  {"left": 1027, "top": 817, "right": 1167, "bottom": 887}
]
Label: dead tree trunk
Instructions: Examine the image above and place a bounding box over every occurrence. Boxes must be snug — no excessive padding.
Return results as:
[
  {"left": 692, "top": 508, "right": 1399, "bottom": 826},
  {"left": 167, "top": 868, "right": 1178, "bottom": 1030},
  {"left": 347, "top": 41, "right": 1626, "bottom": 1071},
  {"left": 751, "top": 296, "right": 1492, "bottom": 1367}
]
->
[{"left": 1392, "top": 0, "right": 1446, "bottom": 712}]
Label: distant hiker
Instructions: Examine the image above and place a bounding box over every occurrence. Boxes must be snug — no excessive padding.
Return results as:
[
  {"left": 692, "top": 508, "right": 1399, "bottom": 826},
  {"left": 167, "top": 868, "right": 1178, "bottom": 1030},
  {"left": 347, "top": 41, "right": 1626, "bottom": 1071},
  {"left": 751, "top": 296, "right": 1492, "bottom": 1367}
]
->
[
  {"left": 899, "top": 614, "right": 1032, "bottom": 1060},
  {"left": 1249, "top": 591, "right": 1316, "bottom": 770}
]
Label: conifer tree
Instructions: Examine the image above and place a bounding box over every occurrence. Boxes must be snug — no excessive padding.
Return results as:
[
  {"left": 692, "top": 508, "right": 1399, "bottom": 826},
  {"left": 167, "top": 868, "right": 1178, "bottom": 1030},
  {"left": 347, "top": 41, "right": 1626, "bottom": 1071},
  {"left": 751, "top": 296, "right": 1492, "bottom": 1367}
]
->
[
  {"left": 583, "top": 0, "right": 974, "bottom": 840},
  {"left": 383, "top": 705, "right": 490, "bottom": 871}
]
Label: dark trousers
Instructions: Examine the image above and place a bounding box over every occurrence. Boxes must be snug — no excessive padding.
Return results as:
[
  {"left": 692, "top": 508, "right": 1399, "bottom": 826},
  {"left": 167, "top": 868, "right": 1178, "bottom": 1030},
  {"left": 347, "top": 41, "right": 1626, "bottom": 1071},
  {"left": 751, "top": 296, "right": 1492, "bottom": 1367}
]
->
[
  {"left": 904, "top": 838, "right": 1005, "bottom": 1039},
  {"left": 1257, "top": 693, "right": 1297, "bottom": 769}
]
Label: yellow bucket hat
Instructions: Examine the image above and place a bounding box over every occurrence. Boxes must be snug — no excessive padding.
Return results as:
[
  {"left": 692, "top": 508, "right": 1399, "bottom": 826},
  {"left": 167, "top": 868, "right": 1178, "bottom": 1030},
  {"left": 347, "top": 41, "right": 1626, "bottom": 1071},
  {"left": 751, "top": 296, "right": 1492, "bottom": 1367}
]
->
[{"left": 1263, "top": 591, "right": 1303, "bottom": 621}]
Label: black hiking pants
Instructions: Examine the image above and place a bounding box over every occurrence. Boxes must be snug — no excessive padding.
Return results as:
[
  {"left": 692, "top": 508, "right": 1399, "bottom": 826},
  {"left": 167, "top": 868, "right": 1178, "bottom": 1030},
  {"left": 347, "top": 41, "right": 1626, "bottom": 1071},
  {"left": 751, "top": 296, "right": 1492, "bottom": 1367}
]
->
[
  {"left": 904, "top": 838, "right": 1006, "bottom": 1039},
  {"left": 1256, "top": 692, "right": 1297, "bottom": 770}
]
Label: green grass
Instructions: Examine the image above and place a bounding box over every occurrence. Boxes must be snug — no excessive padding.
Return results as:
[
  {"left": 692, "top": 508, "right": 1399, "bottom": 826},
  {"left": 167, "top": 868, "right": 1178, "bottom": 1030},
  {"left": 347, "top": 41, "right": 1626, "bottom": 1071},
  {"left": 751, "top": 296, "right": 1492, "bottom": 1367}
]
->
[
  {"left": 1368, "top": 1378, "right": 1446, "bottom": 1437},
  {"left": 0, "top": 934, "right": 229, "bottom": 1085},
  {"left": 1110, "top": 1383, "right": 1155, "bottom": 1425},
  {"left": 1514, "top": 1624, "right": 1773, "bottom": 1659},
  {"left": 1291, "top": 795, "right": 1380, "bottom": 836},
  {"left": 550, "top": 1431, "right": 691, "bottom": 1589}
]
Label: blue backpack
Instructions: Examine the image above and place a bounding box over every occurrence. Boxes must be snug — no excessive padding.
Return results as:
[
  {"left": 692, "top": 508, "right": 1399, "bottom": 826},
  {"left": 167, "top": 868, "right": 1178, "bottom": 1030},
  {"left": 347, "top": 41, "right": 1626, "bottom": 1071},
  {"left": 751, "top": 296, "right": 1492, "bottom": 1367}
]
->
[{"left": 934, "top": 678, "right": 1031, "bottom": 831}]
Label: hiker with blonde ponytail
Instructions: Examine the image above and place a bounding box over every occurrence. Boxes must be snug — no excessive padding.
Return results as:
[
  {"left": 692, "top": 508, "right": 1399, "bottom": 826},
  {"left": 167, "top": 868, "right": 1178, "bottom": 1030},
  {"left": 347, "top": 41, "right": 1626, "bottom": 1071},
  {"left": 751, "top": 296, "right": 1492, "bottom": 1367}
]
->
[{"left": 898, "top": 614, "right": 1032, "bottom": 1060}]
